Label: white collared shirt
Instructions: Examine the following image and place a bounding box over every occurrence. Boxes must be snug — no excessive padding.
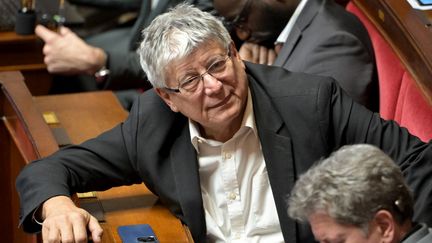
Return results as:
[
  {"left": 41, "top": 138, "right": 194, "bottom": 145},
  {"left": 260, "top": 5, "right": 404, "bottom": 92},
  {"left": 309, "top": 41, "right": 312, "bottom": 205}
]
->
[
  {"left": 276, "top": 0, "right": 309, "bottom": 44},
  {"left": 189, "top": 90, "right": 284, "bottom": 243},
  {"left": 151, "top": 0, "right": 159, "bottom": 10}
]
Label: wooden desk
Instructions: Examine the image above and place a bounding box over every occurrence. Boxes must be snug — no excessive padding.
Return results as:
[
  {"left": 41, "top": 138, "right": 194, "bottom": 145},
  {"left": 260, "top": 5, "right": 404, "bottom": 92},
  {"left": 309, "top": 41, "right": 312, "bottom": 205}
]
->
[
  {"left": 0, "top": 31, "right": 52, "bottom": 95},
  {"left": 34, "top": 92, "right": 192, "bottom": 243},
  {"left": 0, "top": 71, "right": 57, "bottom": 243},
  {"left": 355, "top": 0, "right": 432, "bottom": 103},
  {"left": 34, "top": 91, "right": 127, "bottom": 144}
]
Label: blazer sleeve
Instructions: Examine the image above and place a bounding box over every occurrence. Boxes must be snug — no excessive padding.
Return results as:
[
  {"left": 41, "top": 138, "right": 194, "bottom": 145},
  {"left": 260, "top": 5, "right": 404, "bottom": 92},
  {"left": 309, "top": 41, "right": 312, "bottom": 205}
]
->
[
  {"left": 320, "top": 80, "right": 432, "bottom": 225},
  {"left": 103, "top": 50, "right": 149, "bottom": 90},
  {"left": 288, "top": 31, "right": 376, "bottom": 111},
  {"left": 15, "top": 100, "right": 143, "bottom": 233}
]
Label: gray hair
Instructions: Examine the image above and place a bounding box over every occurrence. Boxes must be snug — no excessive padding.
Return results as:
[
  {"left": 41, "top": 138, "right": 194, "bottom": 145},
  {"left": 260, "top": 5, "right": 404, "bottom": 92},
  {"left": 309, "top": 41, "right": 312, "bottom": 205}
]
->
[
  {"left": 138, "top": 3, "right": 232, "bottom": 88},
  {"left": 288, "top": 144, "right": 414, "bottom": 235}
]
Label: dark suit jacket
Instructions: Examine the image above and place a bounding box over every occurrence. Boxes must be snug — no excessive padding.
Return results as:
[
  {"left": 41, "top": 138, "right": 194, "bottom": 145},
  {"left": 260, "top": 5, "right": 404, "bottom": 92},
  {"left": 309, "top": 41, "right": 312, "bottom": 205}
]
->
[
  {"left": 17, "top": 63, "right": 432, "bottom": 242},
  {"left": 403, "top": 223, "right": 432, "bottom": 243},
  {"left": 274, "top": 0, "right": 378, "bottom": 111}
]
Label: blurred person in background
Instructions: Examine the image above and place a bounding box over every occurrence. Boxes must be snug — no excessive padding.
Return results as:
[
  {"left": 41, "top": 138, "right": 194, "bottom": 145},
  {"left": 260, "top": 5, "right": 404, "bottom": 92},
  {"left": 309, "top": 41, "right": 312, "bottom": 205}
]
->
[
  {"left": 214, "top": 0, "right": 379, "bottom": 111},
  {"left": 36, "top": 0, "right": 214, "bottom": 109}
]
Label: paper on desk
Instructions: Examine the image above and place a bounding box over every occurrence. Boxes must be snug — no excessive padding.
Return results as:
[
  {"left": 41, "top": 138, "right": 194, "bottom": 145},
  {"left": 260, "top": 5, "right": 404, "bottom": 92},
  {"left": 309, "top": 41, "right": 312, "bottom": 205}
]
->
[{"left": 407, "top": 0, "right": 432, "bottom": 10}]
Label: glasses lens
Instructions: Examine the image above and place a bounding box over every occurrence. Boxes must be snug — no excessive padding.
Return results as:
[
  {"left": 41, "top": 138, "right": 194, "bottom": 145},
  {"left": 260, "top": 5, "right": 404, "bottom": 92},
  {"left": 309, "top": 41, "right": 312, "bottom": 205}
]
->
[
  {"left": 208, "top": 58, "right": 228, "bottom": 74},
  {"left": 179, "top": 77, "right": 200, "bottom": 93},
  {"left": 178, "top": 55, "right": 230, "bottom": 95}
]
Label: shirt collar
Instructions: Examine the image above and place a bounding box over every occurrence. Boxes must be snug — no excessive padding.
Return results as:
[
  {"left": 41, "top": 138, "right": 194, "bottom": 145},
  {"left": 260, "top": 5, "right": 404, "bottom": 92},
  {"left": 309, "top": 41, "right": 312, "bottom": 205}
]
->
[
  {"left": 275, "top": 0, "right": 309, "bottom": 44},
  {"left": 189, "top": 88, "right": 257, "bottom": 152}
]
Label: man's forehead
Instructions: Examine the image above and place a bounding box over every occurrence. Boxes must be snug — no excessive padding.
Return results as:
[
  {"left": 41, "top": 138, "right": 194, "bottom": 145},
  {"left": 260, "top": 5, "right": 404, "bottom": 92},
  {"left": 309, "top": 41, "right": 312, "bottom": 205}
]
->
[
  {"left": 165, "top": 41, "right": 227, "bottom": 75},
  {"left": 178, "top": 41, "right": 225, "bottom": 60}
]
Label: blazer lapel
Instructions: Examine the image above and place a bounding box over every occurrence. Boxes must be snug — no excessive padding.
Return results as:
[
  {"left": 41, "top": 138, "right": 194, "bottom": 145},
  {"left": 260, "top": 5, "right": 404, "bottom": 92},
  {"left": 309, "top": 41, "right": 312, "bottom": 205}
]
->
[
  {"left": 170, "top": 126, "right": 207, "bottom": 242},
  {"left": 129, "top": 0, "right": 173, "bottom": 49},
  {"left": 274, "top": 0, "right": 324, "bottom": 67},
  {"left": 129, "top": 0, "right": 151, "bottom": 49},
  {"left": 274, "top": 26, "right": 302, "bottom": 67},
  {"left": 249, "top": 77, "right": 297, "bottom": 242},
  {"left": 145, "top": 0, "right": 171, "bottom": 24}
]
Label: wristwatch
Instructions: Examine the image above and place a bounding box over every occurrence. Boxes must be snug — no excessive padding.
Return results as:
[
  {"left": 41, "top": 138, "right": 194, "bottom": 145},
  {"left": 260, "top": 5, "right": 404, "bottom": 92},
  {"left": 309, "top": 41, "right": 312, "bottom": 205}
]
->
[{"left": 94, "top": 66, "right": 110, "bottom": 83}]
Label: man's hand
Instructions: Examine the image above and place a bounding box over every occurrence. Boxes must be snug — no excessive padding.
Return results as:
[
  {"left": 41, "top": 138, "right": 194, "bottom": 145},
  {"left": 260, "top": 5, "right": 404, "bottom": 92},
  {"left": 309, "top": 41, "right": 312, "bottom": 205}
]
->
[
  {"left": 238, "top": 42, "right": 277, "bottom": 65},
  {"left": 40, "top": 196, "right": 103, "bottom": 243},
  {"left": 35, "top": 25, "right": 107, "bottom": 76}
]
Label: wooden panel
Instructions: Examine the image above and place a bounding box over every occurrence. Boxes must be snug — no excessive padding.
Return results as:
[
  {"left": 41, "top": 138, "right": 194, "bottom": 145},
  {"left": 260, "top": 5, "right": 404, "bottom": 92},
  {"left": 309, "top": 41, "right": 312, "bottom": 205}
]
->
[
  {"left": 0, "top": 32, "right": 45, "bottom": 70},
  {"left": 22, "top": 70, "right": 53, "bottom": 96},
  {"left": 0, "top": 72, "right": 58, "bottom": 157},
  {"left": 0, "top": 31, "right": 53, "bottom": 95},
  {"left": 354, "top": 0, "right": 432, "bottom": 104},
  {"left": 0, "top": 71, "right": 58, "bottom": 243}
]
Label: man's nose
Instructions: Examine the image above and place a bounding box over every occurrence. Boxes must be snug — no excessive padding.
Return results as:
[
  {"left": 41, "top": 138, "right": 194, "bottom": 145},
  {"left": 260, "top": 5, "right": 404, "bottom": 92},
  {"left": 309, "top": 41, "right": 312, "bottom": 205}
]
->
[
  {"left": 202, "top": 73, "right": 223, "bottom": 95},
  {"left": 236, "top": 28, "right": 251, "bottom": 41}
]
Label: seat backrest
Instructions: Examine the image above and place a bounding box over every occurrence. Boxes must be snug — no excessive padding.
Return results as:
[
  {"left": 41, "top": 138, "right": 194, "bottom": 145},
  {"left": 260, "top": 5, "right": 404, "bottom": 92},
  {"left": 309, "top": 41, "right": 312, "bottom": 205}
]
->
[
  {"left": 0, "top": 71, "right": 58, "bottom": 243},
  {"left": 346, "top": 1, "right": 432, "bottom": 142}
]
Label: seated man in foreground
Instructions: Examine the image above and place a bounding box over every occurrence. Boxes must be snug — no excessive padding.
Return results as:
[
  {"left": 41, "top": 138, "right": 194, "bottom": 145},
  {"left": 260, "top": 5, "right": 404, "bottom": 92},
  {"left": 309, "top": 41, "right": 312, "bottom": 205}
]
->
[
  {"left": 16, "top": 3, "right": 432, "bottom": 243},
  {"left": 288, "top": 144, "right": 432, "bottom": 243}
]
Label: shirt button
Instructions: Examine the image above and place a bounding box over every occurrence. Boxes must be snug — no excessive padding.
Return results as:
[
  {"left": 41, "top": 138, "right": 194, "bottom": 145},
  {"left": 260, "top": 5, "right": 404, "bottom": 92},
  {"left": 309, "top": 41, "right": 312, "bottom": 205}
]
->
[
  {"left": 197, "top": 139, "right": 203, "bottom": 143},
  {"left": 228, "top": 192, "right": 237, "bottom": 200}
]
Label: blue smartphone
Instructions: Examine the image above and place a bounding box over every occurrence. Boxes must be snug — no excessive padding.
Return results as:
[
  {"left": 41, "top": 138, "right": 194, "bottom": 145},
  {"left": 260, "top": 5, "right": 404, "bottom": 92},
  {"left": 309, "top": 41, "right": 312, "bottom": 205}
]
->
[
  {"left": 417, "top": 0, "right": 432, "bottom": 5},
  {"left": 117, "top": 224, "right": 159, "bottom": 243}
]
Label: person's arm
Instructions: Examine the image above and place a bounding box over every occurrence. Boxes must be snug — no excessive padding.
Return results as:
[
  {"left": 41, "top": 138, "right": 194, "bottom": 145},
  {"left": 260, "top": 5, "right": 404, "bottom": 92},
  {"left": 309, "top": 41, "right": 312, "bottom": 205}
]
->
[
  {"left": 102, "top": 50, "right": 148, "bottom": 89},
  {"left": 321, "top": 80, "right": 432, "bottom": 226},
  {"left": 16, "top": 102, "right": 142, "bottom": 237},
  {"left": 286, "top": 32, "right": 376, "bottom": 110}
]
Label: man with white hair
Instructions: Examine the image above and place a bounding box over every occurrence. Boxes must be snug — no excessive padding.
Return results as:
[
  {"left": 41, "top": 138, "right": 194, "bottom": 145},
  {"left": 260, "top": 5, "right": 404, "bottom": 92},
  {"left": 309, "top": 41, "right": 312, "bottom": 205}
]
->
[{"left": 17, "top": 4, "right": 432, "bottom": 243}]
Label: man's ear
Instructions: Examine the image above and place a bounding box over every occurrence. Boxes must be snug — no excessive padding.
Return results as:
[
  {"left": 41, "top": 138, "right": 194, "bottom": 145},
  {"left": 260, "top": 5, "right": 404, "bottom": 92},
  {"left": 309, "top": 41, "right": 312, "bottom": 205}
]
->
[
  {"left": 155, "top": 88, "right": 179, "bottom": 112},
  {"left": 229, "top": 41, "right": 246, "bottom": 69},
  {"left": 229, "top": 41, "right": 239, "bottom": 58},
  {"left": 373, "top": 210, "right": 396, "bottom": 243}
]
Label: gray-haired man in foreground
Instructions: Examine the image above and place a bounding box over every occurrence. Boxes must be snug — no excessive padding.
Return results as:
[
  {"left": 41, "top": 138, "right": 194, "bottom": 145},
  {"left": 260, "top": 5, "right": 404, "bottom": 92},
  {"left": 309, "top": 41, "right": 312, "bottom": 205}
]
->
[{"left": 289, "top": 144, "right": 432, "bottom": 243}]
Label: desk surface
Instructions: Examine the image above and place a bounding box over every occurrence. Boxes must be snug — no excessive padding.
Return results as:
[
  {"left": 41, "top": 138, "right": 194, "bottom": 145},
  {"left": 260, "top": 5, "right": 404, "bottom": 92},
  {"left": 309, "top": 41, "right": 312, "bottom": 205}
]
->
[{"left": 33, "top": 91, "right": 191, "bottom": 243}]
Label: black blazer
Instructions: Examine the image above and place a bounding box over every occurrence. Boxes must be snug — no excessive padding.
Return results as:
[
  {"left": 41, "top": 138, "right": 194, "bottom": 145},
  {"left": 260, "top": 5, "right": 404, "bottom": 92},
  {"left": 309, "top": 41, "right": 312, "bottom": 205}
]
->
[
  {"left": 17, "top": 62, "right": 432, "bottom": 242},
  {"left": 274, "top": 0, "right": 378, "bottom": 111}
]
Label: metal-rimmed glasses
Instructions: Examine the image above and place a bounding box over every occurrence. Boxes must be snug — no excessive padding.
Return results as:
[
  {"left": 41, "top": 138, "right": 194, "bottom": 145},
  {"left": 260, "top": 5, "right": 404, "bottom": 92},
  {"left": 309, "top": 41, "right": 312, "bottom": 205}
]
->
[{"left": 164, "top": 52, "right": 232, "bottom": 95}]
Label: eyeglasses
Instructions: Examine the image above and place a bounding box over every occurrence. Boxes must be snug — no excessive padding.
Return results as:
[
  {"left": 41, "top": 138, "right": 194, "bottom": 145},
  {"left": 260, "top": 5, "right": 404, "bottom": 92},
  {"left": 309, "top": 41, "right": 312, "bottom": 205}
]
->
[
  {"left": 164, "top": 53, "right": 231, "bottom": 95},
  {"left": 221, "top": 0, "right": 252, "bottom": 36}
]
